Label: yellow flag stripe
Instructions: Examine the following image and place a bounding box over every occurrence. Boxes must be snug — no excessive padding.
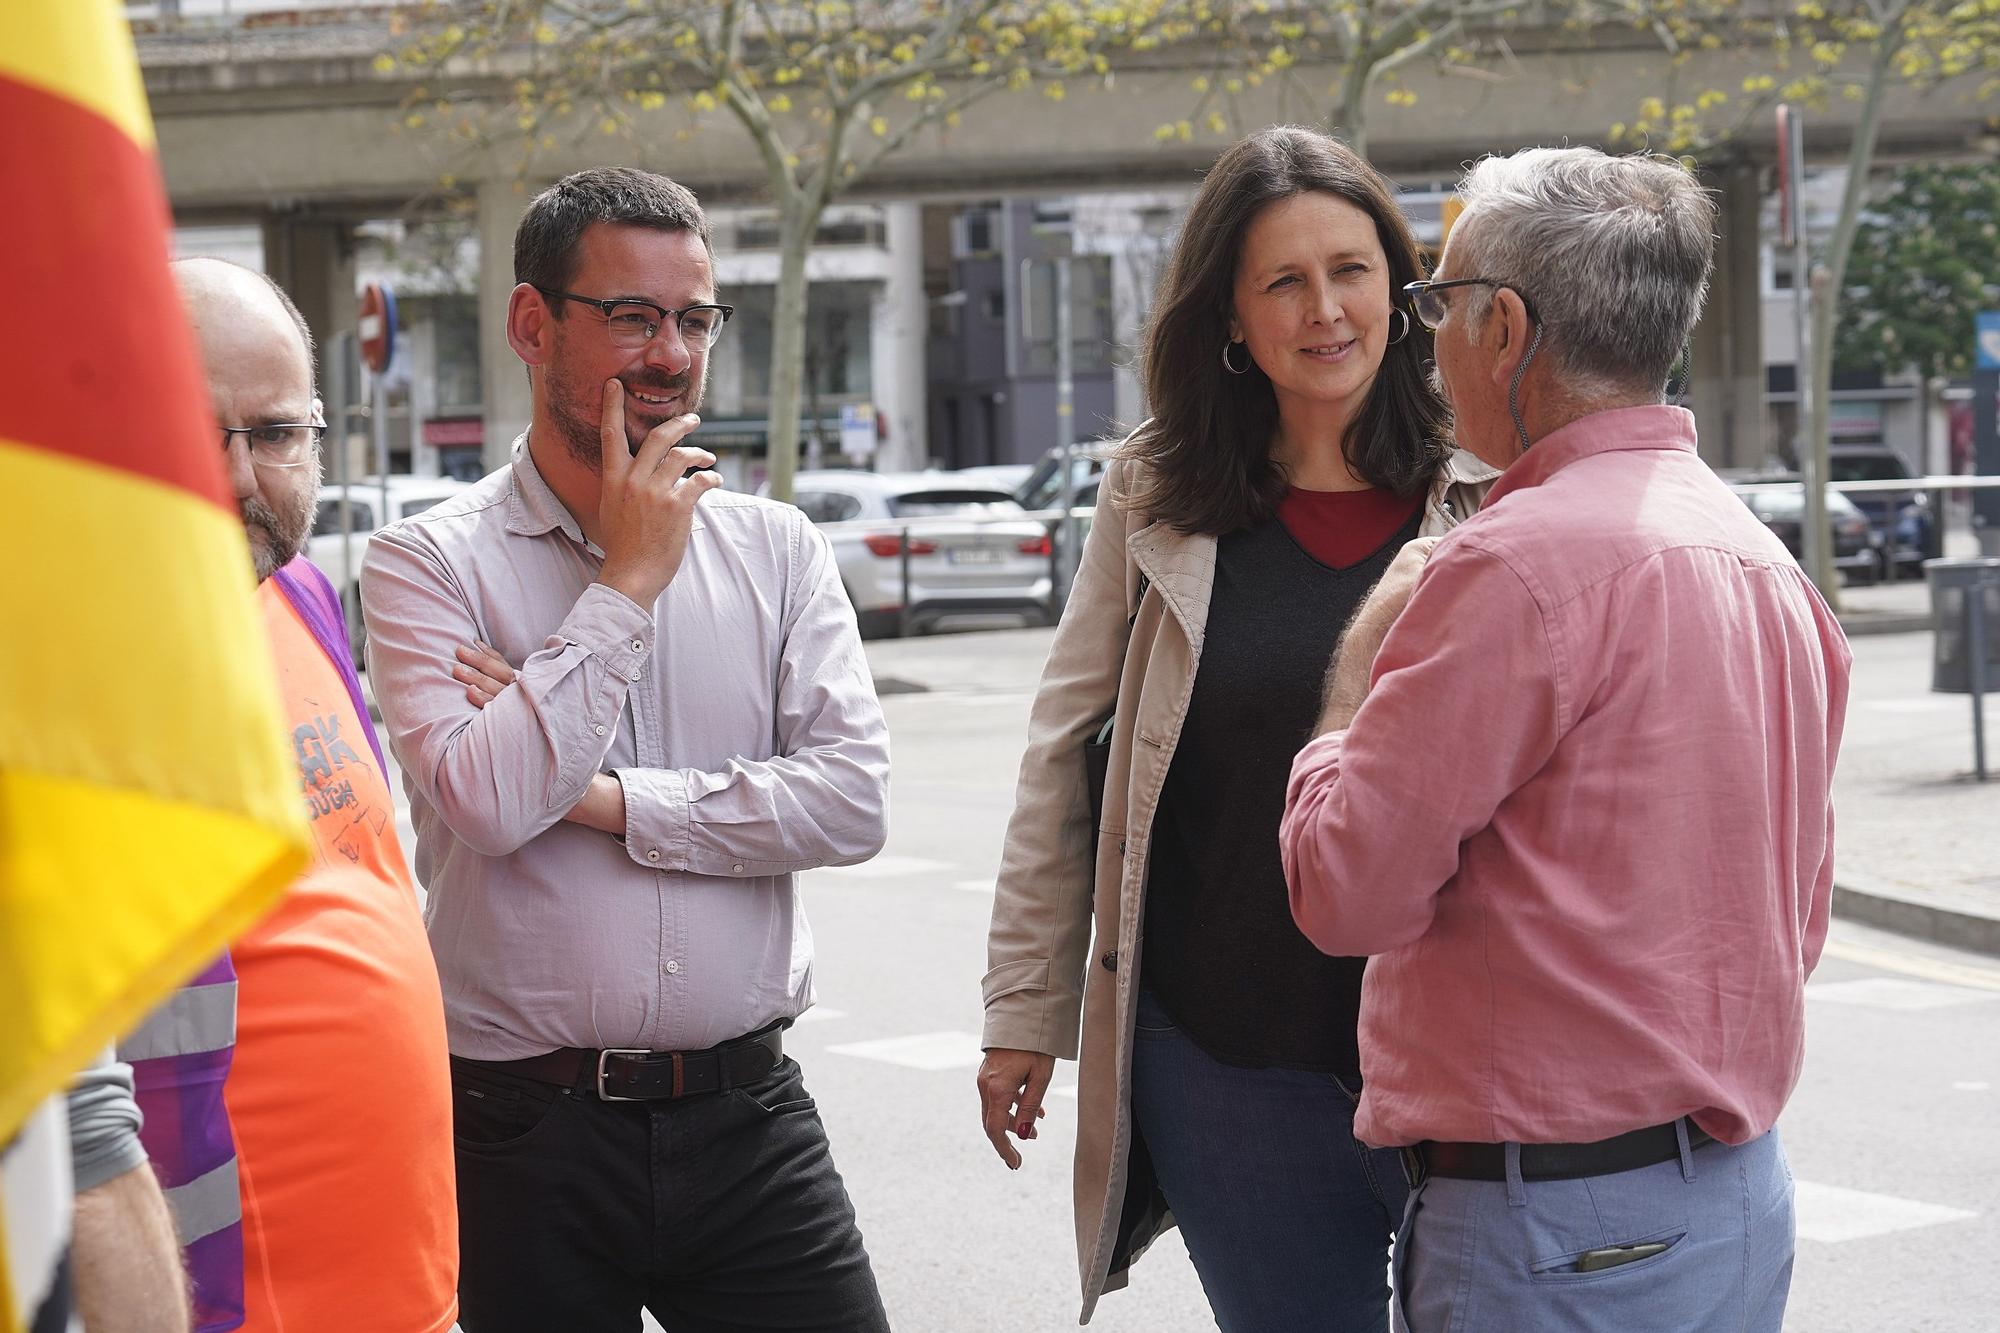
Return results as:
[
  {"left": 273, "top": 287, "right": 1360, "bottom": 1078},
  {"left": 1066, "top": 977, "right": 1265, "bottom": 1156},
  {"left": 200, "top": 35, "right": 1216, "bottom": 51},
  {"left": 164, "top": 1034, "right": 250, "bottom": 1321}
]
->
[
  {"left": 0, "top": 0, "right": 155, "bottom": 151},
  {"left": 0, "top": 439, "right": 303, "bottom": 835},
  {"left": 0, "top": 772, "right": 303, "bottom": 1143}
]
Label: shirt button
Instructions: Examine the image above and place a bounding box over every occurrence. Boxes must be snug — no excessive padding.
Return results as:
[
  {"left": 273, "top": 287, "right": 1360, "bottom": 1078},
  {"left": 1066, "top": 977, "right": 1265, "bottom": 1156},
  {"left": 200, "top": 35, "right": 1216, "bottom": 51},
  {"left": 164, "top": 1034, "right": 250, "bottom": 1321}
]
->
[
  {"left": 646, "top": 848, "right": 661, "bottom": 863},
  {"left": 731, "top": 863, "right": 745, "bottom": 874},
  {"left": 631, "top": 639, "right": 645, "bottom": 653},
  {"left": 665, "top": 960, "right": 681, "bottom": 975},
  {"left": 629, "top": 668, "right": 642, "bottom": 681},
  {"left": 594, "top": 724, "right": 606, "bottom": 736}
]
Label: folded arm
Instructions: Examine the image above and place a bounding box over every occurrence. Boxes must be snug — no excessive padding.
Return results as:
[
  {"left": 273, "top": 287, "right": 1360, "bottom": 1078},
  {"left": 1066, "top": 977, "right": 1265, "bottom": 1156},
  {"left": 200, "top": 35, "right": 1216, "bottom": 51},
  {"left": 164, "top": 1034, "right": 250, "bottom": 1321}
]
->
[
  {"left": 361, "top": 528, "right": 650, "bottom": 857},
  {"left": 611, "top": 525, "right": 889, "bottom": 875}
]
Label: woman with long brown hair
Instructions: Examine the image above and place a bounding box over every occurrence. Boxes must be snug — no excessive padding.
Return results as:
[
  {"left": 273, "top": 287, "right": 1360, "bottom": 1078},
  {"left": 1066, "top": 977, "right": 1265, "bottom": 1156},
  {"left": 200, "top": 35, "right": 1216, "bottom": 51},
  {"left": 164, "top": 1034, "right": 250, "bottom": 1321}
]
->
[{"left": 975, "top": 126, "right": 1494, "bottom": 1329}]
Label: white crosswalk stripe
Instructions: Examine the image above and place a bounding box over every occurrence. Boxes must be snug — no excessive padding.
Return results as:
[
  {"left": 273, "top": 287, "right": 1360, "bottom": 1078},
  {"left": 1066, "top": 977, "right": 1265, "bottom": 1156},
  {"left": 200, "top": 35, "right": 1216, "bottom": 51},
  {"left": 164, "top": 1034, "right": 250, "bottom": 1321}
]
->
[
  {"left": 1794, "top": 1181, "right": 1978, "bottom": 1243},
  {"left": 1805, "top": 977, "right": 2000, "bottom": 1010},
  {"left": 827, "top": 1031, "right": 985, "bottom": 1071}
]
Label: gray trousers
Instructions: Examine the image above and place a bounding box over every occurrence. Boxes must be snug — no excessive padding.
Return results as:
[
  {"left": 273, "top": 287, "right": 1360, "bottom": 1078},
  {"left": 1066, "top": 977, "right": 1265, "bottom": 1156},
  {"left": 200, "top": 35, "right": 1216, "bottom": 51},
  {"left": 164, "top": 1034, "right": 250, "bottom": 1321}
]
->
[{"left": 1393, "top": 1128, "right": 1794, "bottom": 1333}]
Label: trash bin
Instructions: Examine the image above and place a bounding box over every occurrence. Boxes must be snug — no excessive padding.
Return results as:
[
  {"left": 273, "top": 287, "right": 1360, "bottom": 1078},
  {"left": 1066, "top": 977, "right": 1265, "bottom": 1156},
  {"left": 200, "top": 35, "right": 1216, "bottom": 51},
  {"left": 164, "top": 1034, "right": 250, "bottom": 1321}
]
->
[{"left": 1927, "top": 557, "right": 2000, "bottom": 694}]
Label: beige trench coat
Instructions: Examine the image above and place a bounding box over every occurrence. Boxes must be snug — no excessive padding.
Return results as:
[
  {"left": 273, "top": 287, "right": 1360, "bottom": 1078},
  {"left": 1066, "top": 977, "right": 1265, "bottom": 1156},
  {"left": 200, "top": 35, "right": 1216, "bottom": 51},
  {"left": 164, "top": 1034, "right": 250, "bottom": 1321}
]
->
[{"left": 980, "top": 447, "right": 1497, "bottom": 1322}]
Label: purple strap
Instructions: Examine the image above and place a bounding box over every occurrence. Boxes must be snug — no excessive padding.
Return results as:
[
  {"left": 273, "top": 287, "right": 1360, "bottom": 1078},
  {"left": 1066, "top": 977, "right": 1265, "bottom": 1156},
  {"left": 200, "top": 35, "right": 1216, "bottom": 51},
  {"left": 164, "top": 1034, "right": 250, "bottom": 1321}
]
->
[{"left": 271, "top": 556, "right": 387, "bottom": 773}]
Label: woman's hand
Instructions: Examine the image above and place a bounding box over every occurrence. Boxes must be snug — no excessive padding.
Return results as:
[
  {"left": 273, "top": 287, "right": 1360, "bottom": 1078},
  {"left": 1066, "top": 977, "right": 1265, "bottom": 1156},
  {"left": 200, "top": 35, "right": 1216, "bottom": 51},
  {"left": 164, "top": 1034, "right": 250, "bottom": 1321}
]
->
[
  {"left": 452, "top": 641, "right": 516, "bottom": 708},
  {"left": 977, "top": 1048, "right": 1055, "bottom": 1170},
  {"left": 1316, "top": 535, "right": 1440, "bottom": 734}
]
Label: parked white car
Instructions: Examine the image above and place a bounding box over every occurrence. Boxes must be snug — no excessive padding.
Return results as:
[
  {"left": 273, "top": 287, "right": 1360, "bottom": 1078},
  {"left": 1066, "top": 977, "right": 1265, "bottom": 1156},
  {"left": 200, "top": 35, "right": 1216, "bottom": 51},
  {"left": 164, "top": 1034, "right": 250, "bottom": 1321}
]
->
[
  {"left": 306, "top": 475, "right": 470, "bottom": 661},
  {"left": 772, "top": 471, "right": 1056, "bottom": 638}
]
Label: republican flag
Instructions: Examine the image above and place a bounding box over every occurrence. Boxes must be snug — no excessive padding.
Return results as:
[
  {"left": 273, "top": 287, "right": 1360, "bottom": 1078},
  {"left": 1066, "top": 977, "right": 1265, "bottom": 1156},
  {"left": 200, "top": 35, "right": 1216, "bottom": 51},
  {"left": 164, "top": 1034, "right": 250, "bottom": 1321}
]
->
[{"left": 0, "top": 0, "right": 309, "bottom": 1322}]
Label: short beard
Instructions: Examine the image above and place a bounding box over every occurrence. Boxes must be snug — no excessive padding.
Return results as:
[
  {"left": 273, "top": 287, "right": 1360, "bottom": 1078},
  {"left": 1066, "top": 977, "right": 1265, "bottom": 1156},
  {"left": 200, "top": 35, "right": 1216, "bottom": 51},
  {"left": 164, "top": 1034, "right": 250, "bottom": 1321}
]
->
[
  {"left": 242, "top": 475, "right": 318, "bottom": 583},
  {"left": 545, "top": 329, "right": 704, "bottom": 474}
]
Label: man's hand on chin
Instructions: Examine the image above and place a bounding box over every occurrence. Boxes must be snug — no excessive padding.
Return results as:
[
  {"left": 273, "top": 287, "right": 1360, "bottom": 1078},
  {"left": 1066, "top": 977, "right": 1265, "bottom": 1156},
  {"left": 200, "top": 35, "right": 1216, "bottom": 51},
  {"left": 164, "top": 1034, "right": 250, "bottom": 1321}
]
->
[{"left": 1315, "top": 535, "right": 1441, "bottom": 736}]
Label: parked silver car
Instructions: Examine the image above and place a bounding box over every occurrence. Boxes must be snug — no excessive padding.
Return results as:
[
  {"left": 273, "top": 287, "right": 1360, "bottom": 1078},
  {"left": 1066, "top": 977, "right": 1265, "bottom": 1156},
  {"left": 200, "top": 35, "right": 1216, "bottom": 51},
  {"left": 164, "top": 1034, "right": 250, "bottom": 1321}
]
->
[
  {"left": 776, "top": 471, "right": 1056, "bottom": 638},
  {"left": 307, "top": 475, "right": 470, "bottom": 661}
]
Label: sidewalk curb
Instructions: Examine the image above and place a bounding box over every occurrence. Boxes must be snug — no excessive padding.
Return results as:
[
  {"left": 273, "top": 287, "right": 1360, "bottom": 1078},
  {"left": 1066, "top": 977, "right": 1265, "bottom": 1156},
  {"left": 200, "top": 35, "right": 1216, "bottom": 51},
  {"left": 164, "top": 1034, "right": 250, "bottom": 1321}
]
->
[
  {"left": 1835, "top": 614, "right": 1933, "bottom": 637},
  {"left": 1832, "top": 879, "right": 2000, "bottom": 959}
]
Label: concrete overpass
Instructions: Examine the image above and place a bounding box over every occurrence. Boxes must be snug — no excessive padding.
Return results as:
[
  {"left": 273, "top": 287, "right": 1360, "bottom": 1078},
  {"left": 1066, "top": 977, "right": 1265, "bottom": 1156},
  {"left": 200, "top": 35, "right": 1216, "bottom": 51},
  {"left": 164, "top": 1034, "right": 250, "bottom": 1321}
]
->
[{"left": 138, "top": 10, "right": 1999, "bottom": 468}]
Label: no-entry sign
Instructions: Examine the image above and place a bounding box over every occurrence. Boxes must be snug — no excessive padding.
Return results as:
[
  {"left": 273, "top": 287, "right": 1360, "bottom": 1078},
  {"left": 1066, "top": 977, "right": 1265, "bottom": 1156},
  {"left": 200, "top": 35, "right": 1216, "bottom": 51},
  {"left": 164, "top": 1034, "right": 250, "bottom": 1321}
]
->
[{"left": 358, "top": 282, "right": 396, "bottom": 374}]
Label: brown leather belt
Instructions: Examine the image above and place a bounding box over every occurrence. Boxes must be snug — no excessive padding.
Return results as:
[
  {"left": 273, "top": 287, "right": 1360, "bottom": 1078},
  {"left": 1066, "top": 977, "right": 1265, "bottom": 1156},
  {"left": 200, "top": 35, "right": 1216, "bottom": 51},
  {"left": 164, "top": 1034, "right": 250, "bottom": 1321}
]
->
[
  {"left": 474, "top": 1022, "right": 785, "bottom": 1102},
  {"left": 1405, "top": 1119, "right": 1714, "bottom": 1184}
]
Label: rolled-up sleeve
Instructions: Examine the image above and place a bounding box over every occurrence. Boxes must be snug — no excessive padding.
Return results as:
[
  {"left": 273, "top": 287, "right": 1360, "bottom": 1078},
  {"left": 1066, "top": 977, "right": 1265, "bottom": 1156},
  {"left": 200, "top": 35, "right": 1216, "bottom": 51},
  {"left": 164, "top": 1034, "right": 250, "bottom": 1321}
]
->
[
  {"left": 67, "top": 1049, "right": 146, "bottom": 1193},
  {"left": 362, "top": 528, "right": 654, "bottom": 857},
  {"left": 1282, "top": 541, "right": 1563, "bottom": 957},
  {"left": 614, "top": 520, "right": 889, "bottom": 875}
]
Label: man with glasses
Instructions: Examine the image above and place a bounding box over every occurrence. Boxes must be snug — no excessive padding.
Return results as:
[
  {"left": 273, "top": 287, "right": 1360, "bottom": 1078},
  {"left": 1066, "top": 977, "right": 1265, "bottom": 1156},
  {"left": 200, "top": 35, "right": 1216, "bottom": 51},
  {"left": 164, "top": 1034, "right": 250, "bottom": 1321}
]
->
[
  {"left": 157, "top": 258, "right": 457, "bottom": 1332},
  {"left": 1280, "top": 149, "right": 1850, "bottom": 1331},
  {"left": 359, "top": 168, "right": 891, "bottom": 1331}
]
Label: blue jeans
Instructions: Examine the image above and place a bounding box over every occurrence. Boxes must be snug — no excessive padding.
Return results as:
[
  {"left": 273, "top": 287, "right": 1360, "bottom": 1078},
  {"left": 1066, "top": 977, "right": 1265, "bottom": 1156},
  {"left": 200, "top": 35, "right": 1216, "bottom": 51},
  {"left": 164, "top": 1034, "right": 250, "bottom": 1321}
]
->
[
  {"left": 1393, "top": 1127, "right": 1795, "bottom": 1333},
  {"left": 1129, "top": 986, "right": 1408, "bottom": 1333}
]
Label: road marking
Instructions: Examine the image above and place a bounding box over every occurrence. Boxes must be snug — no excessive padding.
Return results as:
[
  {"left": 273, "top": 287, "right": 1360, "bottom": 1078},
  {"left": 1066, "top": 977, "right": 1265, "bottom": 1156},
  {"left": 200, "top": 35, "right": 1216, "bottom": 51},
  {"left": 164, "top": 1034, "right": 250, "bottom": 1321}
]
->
[
  {"left": 955, "top": 879, "right": 994, "bottom": 894},
  {"left": 827, "top": 1031, "right": 984, "bottom": 1071},
  {"left": 1952, "top": 1081, "right": 1991, "bottom": 1091},
  {"left": 794, "top": 1007, "right": 846, "bottom": 1025},
  {"left": 813, "top": 855, "right": 955, "bottom": 880},
  {"left": 1794, "top": 1181, "right": 1977, "bottom": 1243},
  {"left": 1820, "top": 935, "right": 2000, "bottom": 992},
  {"left": 1805, "top": 977, "right": 2000, "bottom": 1010}
]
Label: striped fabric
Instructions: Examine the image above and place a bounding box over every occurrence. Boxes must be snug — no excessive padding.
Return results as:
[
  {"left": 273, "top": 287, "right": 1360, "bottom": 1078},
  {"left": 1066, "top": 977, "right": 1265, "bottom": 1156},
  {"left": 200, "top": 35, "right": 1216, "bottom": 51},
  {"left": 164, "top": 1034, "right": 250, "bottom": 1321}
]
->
[
  {"left": 0, "top": 2, "right": 310, "bottom": 1324},
  {"left": 121, "top": 956, "right": 245, "bottom": 1333}
]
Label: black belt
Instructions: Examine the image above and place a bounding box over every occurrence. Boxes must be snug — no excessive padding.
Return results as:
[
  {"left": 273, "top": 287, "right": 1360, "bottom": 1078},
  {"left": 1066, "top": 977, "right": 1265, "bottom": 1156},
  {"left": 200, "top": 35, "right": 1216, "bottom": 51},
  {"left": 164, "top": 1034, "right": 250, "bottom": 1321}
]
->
[
  {"left": 476, "top": 1022, "right": 785, "bottom": 1102},
  {"left": 1406, "top": 1119, "right": 1714, "bottom": 1184}
]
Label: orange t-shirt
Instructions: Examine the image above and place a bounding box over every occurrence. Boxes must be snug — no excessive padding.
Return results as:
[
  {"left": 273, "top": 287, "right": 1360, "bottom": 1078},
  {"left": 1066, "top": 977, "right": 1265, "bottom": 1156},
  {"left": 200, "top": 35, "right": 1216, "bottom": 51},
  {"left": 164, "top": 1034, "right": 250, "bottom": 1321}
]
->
[{"left": 228, "top": 580, "right": 457, "bottom": 1332}]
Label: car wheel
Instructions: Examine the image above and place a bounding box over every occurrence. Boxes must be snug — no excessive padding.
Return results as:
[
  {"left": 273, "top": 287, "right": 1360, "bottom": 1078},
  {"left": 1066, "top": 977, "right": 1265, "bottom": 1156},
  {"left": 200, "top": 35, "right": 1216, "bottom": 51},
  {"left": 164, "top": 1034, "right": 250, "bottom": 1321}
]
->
[{"left": 855, "top": 607, "right": 903, "bottom": 640}]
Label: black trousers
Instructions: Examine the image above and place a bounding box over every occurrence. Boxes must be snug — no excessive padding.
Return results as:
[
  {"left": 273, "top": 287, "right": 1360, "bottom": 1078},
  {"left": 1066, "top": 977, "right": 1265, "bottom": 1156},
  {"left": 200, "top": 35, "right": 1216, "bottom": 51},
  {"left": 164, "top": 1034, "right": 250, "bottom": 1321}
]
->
[{"left": 452, "top": 1053, "right": 889, "bottom": 1332}]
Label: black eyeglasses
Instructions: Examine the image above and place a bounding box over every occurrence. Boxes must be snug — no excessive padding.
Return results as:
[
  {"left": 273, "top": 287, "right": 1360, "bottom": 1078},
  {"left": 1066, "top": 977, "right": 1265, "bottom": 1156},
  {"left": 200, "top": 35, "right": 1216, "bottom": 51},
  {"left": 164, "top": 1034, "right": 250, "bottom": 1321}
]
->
[
  {"left": 534, "top": 287, "right": 735, "bottom": 350},
  {"left": 219, "top": 422, "right": 325, "bottom": 468},
  {"left": 1403, "top": 278, "right": 1538, "bottom": 332}
]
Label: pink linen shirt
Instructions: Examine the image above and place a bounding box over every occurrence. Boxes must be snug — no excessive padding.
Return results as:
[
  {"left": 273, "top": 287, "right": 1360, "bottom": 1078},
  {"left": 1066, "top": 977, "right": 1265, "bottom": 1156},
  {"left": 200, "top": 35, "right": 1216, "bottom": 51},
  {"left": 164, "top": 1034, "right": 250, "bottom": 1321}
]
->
[{"left": 1281, "top": 406, "right": 1851, "bottom": 1149}]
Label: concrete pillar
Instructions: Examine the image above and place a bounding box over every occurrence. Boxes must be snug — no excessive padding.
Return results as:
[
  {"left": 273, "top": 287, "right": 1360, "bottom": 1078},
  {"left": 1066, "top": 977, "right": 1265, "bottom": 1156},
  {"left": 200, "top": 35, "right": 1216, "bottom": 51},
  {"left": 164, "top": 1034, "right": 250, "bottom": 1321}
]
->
[
  {"left": 1108, "top": 238, "right": 1148, "bottom": 431},
  {"left": 261, "top": 214, "right": 356, "bottom": 391},
  {"left": 1687, "top": 164, "right": 1768, "bottom": 470},
  {"left": 871, "top": 201, "right": 929, "bottom": 471},
  {"left": 478, "top": 176, "right": 535, "bottom": 472}
]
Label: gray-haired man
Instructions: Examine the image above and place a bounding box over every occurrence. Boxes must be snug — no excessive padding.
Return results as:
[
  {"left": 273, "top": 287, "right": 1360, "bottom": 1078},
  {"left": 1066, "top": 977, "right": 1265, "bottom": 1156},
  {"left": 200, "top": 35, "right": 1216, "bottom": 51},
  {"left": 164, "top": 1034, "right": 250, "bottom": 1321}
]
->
[{"left": 1282, "top": 148, "right": 1850, "bottom": 1331}]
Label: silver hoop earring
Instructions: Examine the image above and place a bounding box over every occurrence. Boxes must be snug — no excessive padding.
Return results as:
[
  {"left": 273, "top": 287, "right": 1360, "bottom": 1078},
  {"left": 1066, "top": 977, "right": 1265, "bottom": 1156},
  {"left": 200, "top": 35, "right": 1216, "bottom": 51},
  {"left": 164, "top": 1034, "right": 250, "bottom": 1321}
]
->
[
  {"left": 1222, "top": 340, "right": 1251, "bottom": 375},
  {"left": 1386, "top": 308, "right": 1411, "bottom": 346}
]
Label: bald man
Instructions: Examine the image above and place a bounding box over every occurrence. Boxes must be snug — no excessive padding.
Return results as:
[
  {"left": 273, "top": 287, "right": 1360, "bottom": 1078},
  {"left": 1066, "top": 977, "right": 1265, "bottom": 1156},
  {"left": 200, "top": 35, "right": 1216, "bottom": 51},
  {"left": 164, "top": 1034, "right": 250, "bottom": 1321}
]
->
[{"left": 120, "top": 260, "right": 457, "bottom": 1332}]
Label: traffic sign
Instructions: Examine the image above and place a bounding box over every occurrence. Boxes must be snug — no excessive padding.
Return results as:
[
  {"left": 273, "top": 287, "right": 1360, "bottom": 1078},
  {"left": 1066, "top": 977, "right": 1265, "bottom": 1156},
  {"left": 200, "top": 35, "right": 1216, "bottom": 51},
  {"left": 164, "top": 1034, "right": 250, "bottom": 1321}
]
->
[
  {"left": 357, "top": 282, "right": 396, "bottom": 374},
  {"left": 1977, "top": 311, "right": 2000, "bottom": 371}
]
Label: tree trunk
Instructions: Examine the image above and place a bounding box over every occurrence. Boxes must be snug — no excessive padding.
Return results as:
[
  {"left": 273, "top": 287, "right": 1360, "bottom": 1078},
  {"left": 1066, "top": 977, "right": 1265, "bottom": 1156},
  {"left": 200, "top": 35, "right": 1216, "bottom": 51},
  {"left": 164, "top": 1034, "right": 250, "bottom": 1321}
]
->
[
  {"left": 1803, "top": 22, "right": 1905, "bottom": 604},
  {"left": 1335, "top": 60, "right": 1374, "bottom": 160},
  {"left": 763, "top": 204, "right": 818, "bottom": 503}
]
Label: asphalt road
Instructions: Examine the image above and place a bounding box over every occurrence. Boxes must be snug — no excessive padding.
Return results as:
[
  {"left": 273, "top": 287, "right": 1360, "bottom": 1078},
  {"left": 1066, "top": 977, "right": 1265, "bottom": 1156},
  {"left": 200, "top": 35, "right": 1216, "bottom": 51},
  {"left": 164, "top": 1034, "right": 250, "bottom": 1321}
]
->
[{"left": 387, "top": 624, "right": 1999, "bottom": 1331}]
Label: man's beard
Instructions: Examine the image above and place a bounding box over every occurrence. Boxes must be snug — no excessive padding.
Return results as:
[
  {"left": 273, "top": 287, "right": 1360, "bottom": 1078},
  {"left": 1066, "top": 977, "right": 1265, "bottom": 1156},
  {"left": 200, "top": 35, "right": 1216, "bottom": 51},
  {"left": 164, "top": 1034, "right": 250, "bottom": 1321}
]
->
[
  {"left": 547, "top": 358, "right": 704, "bottom": 474},
  {"left": 242, "top": 482, "right": 317, "bottom": 582}
]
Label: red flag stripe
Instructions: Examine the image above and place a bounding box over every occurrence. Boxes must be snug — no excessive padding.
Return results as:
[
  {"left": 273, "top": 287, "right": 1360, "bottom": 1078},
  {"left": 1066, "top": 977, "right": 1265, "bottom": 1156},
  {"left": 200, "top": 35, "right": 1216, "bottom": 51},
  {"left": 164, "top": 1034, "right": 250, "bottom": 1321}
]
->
[{"left": 0, "top": 73, "right": 230, "bottom": 509}]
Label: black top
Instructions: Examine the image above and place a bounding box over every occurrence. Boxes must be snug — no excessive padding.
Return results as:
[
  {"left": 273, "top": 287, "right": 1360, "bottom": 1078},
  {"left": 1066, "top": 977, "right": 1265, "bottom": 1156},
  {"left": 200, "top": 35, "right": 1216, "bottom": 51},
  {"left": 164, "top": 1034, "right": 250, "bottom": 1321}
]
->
[{"left": 1140, "top": 503, "right": 1424, "bottom": 1075}]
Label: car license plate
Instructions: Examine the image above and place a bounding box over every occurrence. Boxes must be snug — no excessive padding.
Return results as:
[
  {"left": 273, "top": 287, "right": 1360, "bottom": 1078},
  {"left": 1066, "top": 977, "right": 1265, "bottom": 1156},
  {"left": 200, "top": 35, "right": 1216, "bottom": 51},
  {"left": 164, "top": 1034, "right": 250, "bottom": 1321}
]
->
[{"left": 949, "top": 547, "right": 1003, "bottom": 565}]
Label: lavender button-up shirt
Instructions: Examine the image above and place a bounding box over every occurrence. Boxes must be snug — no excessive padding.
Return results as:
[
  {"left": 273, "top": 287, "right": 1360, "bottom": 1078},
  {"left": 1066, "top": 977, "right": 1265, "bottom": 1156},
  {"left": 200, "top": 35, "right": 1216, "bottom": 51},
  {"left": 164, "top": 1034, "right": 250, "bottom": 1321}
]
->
[{"left": 361, "top": 438, "right": 889, "bottom": 1060}]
